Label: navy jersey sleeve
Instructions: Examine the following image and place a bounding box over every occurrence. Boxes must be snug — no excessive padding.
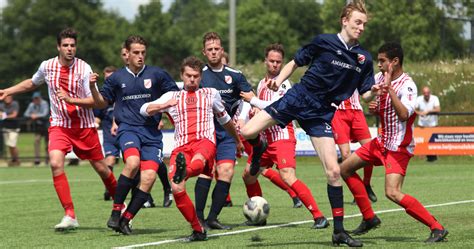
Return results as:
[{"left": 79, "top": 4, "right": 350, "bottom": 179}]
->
[
  {"left": 357, "top": 55, "right": 375, "bottom": 94},
  {"left": 100, "top": 76, "right": 116, "bottom": 103},
  {"left": 158, "top": 70, "right": 179, "bottom": 92},
  {"left": 294, "top": 35, "right": 322, "bottom": 67},
  {"left": 236, "top": 73, "right": 252, "bottom": 92},
  {"left": 93, "top": 108, "right": 105, "bottom": 119}
]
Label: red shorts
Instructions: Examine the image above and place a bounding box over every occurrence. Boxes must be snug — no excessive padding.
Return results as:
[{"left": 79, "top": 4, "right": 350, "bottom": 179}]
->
[
  {"left": 355, "top": 139, "right": 412, "bottom": 176},
  {"left": 169, "top": 139, "right": 216, "bottom": 179},
  {"left": 332, "top": 109, "right": 371, "bottom": 144},
  {"left": 256, "top": 139, "right": 296, "bottom": 169},
  {"left": 48, "top": 126, "right": 104, "bottom": 161}
]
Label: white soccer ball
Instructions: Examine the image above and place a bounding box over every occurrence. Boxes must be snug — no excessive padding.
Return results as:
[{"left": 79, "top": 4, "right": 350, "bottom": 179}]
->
[{"left": 243, "top": 196, "right": 270, "bottom": 224}]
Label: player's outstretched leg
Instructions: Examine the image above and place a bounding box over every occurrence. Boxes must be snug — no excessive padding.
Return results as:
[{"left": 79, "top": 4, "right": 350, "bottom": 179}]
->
[
  {"left": 262, "top": 168, "right": 302, "bottom": 208},
  {"left": 247, "top": 135, "right": 267, "bottom": 176}
]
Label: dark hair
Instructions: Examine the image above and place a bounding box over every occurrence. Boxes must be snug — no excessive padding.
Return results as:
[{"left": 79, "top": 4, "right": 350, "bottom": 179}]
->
[
  {"left": 202, "top": 32, "right": 222, "bottom": 47},
  {"left": 265, "top": 43, "right": 285, "bottom": 58},
  {"left": 181, "top": 56, "right": 204, "bottom": 74},
  {"left": 340, "top": 0, "right": 368, "bottom": 25},
  {"left": 57, "top": 28, "right": 77, "bottom": 45},
  {"left": 103, "top": 66, "right": 117, "bottom": 73},
  {"left": 124, "top": 35, "right": 147, "bottom": 50},
  {"left": 378, "top": 42, "right": 404, "bottom": 66}
]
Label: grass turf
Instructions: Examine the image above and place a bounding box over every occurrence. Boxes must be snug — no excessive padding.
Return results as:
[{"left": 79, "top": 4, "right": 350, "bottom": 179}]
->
[{"left": 1, "top": 156, "right": 473, "bottom": 248}]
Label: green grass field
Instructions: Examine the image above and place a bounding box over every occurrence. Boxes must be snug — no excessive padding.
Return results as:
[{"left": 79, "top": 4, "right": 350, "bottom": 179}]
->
[{"left": 1, "top": 156, "right": 473, "bottom": 248}]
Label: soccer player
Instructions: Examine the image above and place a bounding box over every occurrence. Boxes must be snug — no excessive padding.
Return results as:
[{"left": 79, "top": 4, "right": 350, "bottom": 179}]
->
[
  {"left": 242, "top": 44, "right": 330, "bottom": 224},
  {"left": 332, "top": 91, "right": 377, "bottom": 203},
  {"left": 119, "top": 44, "right": 173, "bottom": 208},
  {"left": 241, "top": 1, "right": 375, "bottom": 246},
  {"left": 340, "top": 42, "right": 448, "bottom": 243},
  {"left": 89, "top": 35, "right": 179, "bottom": 235},
  {"left": 0, "top": 28, "right": 117, "bottom": 231},
  {"left": 194, "top": 32, "right": 249, "bottom": 230},
  {"left": 141, "top": 56, "right": 241, "bottom": 241},
  {"left": 94, "top": 66, "right": 120, "bottom": 201}
]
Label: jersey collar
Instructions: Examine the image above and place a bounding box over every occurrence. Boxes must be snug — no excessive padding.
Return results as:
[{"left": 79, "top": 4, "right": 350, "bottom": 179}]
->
[
  {"left": 337, "top": 33, "right": 359, "bottom": 51},
  {"left": 125, "top": 65, "right": 146, "bottom": 77},
  {"left": 207, "top": 64, "right": 224, "bottom": 72}
]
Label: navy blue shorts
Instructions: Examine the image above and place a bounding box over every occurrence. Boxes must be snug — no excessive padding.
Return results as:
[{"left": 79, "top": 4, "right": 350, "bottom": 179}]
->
[
  {"left": 117, "top": 123, "right": 164, "bottom": 164},
  {"left": 103, "top": 139, "right": 120, "bottom": 157},
  {"left": 265, "top": 83, "right": 335, "bottom": 138},
  {"left": 215, "top": 123, "right": 236, "bottom": 162}
]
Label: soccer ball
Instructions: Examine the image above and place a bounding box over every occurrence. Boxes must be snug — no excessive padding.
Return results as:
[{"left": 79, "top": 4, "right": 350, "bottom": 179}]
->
[{"left": 243, "top": 196, "right": 270, "bottom": 224}]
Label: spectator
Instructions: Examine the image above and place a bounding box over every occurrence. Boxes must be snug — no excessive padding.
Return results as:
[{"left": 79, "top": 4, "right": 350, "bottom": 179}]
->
[
  {"left": 0, "top": 96, "right": 21, "bottom": 166},
  {"left": 24, "top": 91, "right": 50, "bottom": 166},
  {"left": 415, "top": 86, "right": 440, "bottom": 162}
]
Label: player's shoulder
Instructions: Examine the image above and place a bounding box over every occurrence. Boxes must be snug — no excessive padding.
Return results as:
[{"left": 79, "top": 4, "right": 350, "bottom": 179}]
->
[
  {"left": 400, "top": 73, "right": 417, "bottom": 91},
  {"left": 223, "top": 65, "right": 243, "bottom": 75},
  {"left": 74, "top": 57, "right": 92, "bottom": 68},
  {"left": 200, "top": 87, "right": 219, "bottom": 95}
]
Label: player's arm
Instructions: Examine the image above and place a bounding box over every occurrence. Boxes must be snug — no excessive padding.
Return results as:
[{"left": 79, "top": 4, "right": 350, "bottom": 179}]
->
[
  {"left": 0, "top": 79, "right": 38, "bottom": 100},
  {"left": 269, "top": 60, "right": 298, "bottom": 91},
  {"left": 57, "top": 89, "right": 96, "bottom": 108},
  {"left": 88, "top": 72, "right": 109, "bottom": 109},
  {"left": 140, "top": 92, "right": 177, "bottom": 116}
]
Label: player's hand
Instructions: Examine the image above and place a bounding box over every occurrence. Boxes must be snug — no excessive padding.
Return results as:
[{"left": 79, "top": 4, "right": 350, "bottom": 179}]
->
[
  {"left": 89, "top": 72, "right": 99, "bottom": 86},
  {"left": 0, "top": 90, "right": 9, "bottom": 101},
  {"left": 266, "top": 78, "right": 280, "bottom": 91},
  {"left": 235, "top": 140, "right": 245, "bottom": 158},
  {"left": 240, "top": 91, "right": 254, "bottom": 102},
  {"left": 57, "top": 88, "right": 72, "bottom": 103},
  {"left": 157, "top": 120, "right": 164, "bottom": 130},
  {"left": 368, "top": 100, "right": 379, "bottom": 114},
  {"left": 110, "top": 121, "right": 118, "bottom": 136},
  {"left": 382, "top": 62, "right": 395, "bottom": 93}
]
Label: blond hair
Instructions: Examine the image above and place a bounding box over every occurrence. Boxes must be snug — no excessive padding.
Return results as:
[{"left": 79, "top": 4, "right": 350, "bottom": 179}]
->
[{"left": 340, "top": 0, "right": 368, "bottom": 25}]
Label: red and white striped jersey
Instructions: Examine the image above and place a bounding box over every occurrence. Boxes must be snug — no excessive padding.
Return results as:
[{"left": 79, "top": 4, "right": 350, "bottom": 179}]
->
[
  {"left": 337, "top": 89, "right": 363, "bottom": 110},
  {"left": 374, "top": 72, "right": 418, "bottom": 154},
  {"left": 251, "top": 78, "right": 295, "bottom": 143},
  {"left": 31, "top": 57, "right": 95, "bottom": 128},
  {"left": 142, "top": 88, "right": 230, "bottom": 149}
]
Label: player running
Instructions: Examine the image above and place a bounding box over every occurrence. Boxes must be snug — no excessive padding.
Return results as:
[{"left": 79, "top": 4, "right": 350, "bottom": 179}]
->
[
  {"left": 141, "top": 56, "right": 241, "bottom": 241},
  {"left": 340, "top": 42, "right": 448, "bottom": 243},
  {"left": 89, "top": 35, "right": 179, "bottom": 235},
  {"left": 0, "top": 28, "right": 117, "bottom": 231}
]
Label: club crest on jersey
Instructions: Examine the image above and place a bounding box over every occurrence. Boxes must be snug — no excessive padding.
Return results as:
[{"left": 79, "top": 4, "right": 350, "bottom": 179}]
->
[
  {"left": 144, "top": 79, "right": 152, "bottom": 89},
  {"left": 224, "top": 75, "right": 233, "bottom": 84},
  {"left": 186, "top": 96, "right": 197, "bottom": 105},
  {"left": 357, "top": 54, "right": 366, "bottom": 64}
]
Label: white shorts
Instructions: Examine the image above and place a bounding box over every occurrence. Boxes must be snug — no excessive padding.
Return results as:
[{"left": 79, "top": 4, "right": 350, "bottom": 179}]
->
[{"left": 3, "top": 128, "right": 20, "bottom": 147}]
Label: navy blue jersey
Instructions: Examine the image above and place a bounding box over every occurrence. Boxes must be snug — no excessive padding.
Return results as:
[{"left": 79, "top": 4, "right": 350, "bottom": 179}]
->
[
  {"left": 294, "top": 34, "right": 375, "bottom": 106},
  {"left": 100, "top": 65, "right": 179, "bottom": 126},
  {"left": 200, "top": 65, "right": 252, "bottom": 117},
  {"left": 94, "top": 104, "right": 115, "bottom": 142}
]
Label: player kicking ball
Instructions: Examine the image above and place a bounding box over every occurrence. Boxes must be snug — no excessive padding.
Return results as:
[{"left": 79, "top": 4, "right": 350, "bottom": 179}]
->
[{"left": 140, "top": 56, "right": 242, "bottom": 241}]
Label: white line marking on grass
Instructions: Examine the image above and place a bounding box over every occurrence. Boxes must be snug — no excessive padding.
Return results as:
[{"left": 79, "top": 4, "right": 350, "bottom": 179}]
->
[{"left": 113, "top": 199, "right": 474, "bottom": 249}]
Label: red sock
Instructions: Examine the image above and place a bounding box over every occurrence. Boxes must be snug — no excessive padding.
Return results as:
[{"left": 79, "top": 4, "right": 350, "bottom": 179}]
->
[
  {"left": 122, "top": 211, "right": 134, "bottom": 220},
  {"left": 226, "top": 193, "right": 232, "bottom": 202},
  {"left": 262, "top": 168, "right": 297, "bottom": 198},
  {"left": 53, "top": 173, "right": 75, "bottom": 218},
  {"left": 363, "top": 165, "right": 373, "bottom": 186},
  {"left": 245, "top": 180, "right": 263, "bottom": 197},
  {"left": 345, "top": 173, "right": 375, "bottom": 220},
  {"left": 399, "top": 194, "right": 443, "bottom": 230},
  {"left": 101, "top": 171, "right": 117, "bottom": 199},
  {"left": 187, "top": 159, "right": 204, "bottom": 178},
  {"left": 174, "top": 191, "right": 203, "bottom": 232},
  {"left": 290, "top": 180, "right": 323, "bottom": 218}
]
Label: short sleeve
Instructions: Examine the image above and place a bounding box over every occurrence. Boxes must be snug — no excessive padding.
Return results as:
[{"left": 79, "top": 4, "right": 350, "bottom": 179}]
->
[
  {"left": 212, "top": 90, "right": 231, "bottom": 125},
  {"left": 31, "top": 61, "right": 46, "bottom": 86},
  {"left": 237, "top": 73, "right": 252, "bottom": 93},
  {"left": 433, "top": 96, "right": 440, "bottom": 107},
  {"left": 83, "top": 65, "right": 92, "bottom": 97},
  {"left": 293, "top": 35, "right": 320, "bottom": 67},
  {"left": 400, "top": 81, "right": 418, "bottom": 116}
]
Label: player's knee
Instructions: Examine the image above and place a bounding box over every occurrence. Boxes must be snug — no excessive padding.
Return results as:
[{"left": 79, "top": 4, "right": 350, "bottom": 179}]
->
[
  {"left": 140, "top": 170, "right": 156, "bottom": 187},
  {"left": 279, "top": 168, "right": 296, "bottom": 185},
  {"left": 217, "top": 165, "right": 234, "bottom": 179},
  {"left": 242, "top": 170, "right": 257, "bottom": 184},
  {"left": 325, "top": 167, "right": 341, "bottom": 182},
  {"left": 385, "top": 188, "right": 401, "bottom": 202},
  {"left": 171, "top": 182, "right": 185, "bottom": 193}
]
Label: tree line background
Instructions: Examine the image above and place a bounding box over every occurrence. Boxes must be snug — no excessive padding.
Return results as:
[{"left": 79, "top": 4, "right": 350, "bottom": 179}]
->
[{"left": 0, "top": 0, "right": 472, "bottom": 99}]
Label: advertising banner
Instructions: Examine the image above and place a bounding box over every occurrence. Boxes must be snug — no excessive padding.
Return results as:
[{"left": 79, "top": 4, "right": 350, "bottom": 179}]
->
[{"left": 413, "top": 127, "right": 474, "bottom": 155}]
